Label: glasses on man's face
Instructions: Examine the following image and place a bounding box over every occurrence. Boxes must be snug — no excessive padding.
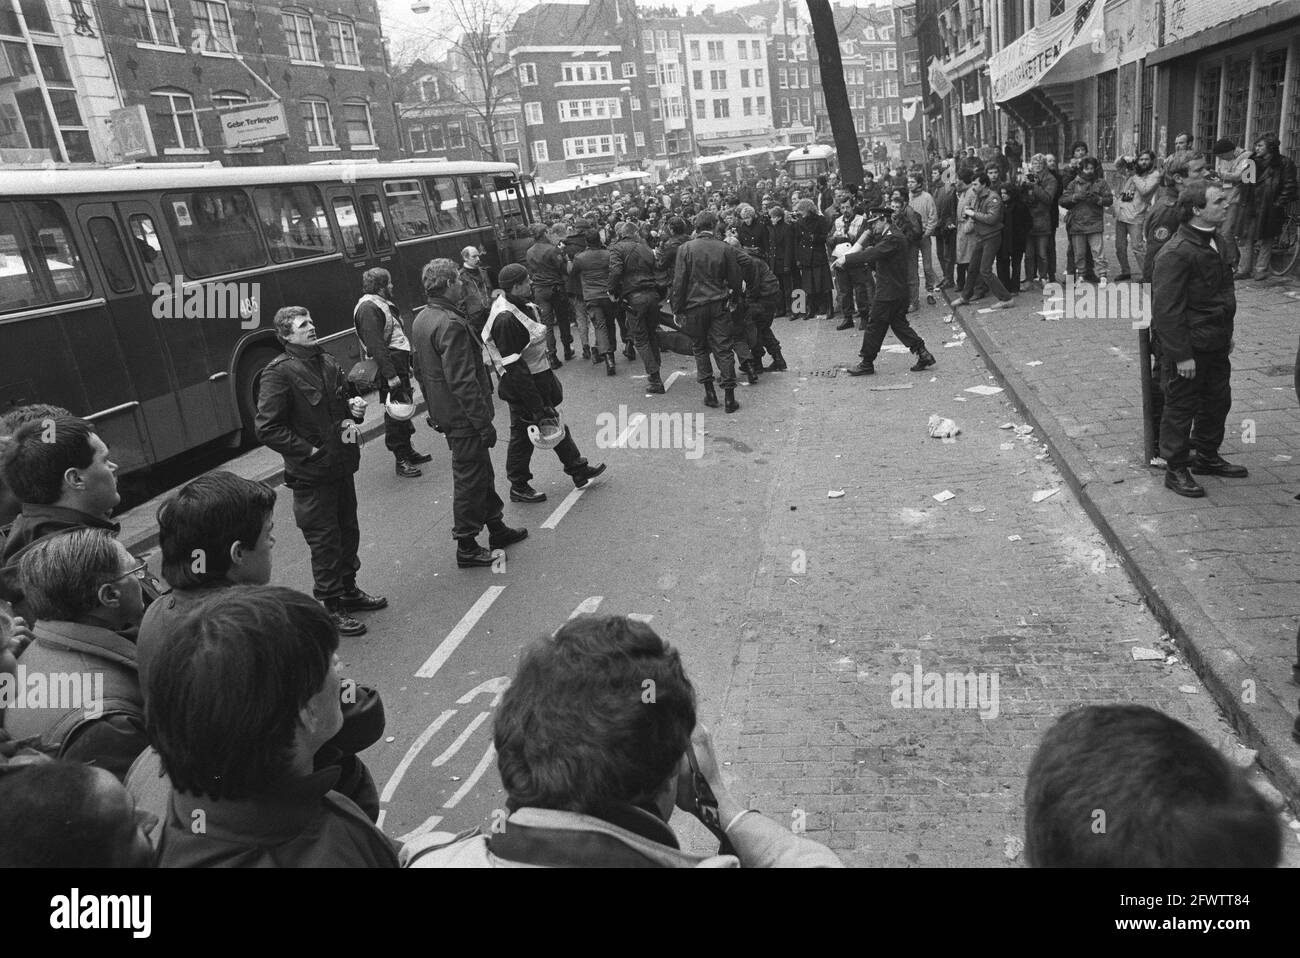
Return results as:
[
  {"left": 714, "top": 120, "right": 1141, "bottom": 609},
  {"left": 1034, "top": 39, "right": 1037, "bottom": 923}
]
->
[{"left": 105, "top": 561, "right": 147, "bottom": 586}]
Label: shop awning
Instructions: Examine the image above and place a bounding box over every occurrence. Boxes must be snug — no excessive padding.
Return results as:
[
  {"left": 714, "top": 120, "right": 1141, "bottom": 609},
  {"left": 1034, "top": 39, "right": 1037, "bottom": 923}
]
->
[{"left": 989, "top": 0, "right": 1105, "bottom": 103}]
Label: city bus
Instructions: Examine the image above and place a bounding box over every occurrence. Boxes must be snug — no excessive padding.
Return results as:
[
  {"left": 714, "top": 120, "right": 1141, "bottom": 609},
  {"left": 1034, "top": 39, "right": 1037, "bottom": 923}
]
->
[
  {"left": 785, "top": 144, "right": 837, "bottom": 185},
  {"left": 696, "top": 147, "right": 781, "bottom": 183},
  {"left": 0, "top": 159, "right": 535, "bottom": 474},
  {"left": 536, "top": 170, "right": 651, "bottom": 207}
]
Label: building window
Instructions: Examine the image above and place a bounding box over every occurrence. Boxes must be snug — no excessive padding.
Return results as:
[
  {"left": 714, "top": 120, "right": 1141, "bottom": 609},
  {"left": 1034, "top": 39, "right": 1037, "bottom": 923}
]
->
[
  {"left": 342, "top": 99, "right": 375, "bottom": 148},
  {"left": 695, "top": 99, "right": 705, "bottom": 119},
  {"left": 561, "top": 62, "right": 612, "bottom": 82},
  {"left": 503, "top": 147, "right": 521, "bottom": 166},
  {"left": 1095, "top": 70, "right": 1117, "bottom": 160},
  {"left": 328, "top": 17, "right": 360, "bottom": 66},
  {"left": 126, "top": 0, "right": 180, "bottom": 47},
  {"left": 754, "top": 68, "right": 763, "bottom": 87},
  {"left": 653, "top": 133, "right": 665, "bottom": 153},
  {"left": 630, "top": 97, "right": 640, "bottom": 111},
  {"left": 901, "top": 9, "right": 916, "bottom": 36},
  {"left": 427, "top": 125, "right": 443, "bottom": 150},
  {"left": 800, "top": 67, "right": 809, "bottom": 88},
  {"left": 446, "top": 121, "right": 464, "bottom": 149},
  {"left": 885, "top": 78, "right": 898, "bottom": 97},
  {"left": 212, "top": 90, "right": 248, "bottom": 110},
  {"left": 1049, "top": 0, "right": 1065, "bottom": 15},
  {"left": 775, "top": 38, "right": 785, "bottom": 60},
  {"left": 1195, "top": 65, "right": 1222, "bottom": 152},
  {"left": 1254, "top": 48, "right": 1288, "bottom": 148},
  {"left": 756, "top": 96, "right": 766, "bottom": 114},
  {"left": 642, "top": 29, "right": 654, "bottom": 51},
  {"left": 742, "top": 97, "right": 752, "bottom": 116},
  {"left": 713, "top": 98, "right": 729, "bottom": 119},
  {"left": 855, "top": 115, "right": 867, "bottom": 133},
  {"left": 300, "top": 96, "right": 334, "bottom": 147},
  {"left": 190, "top": 0, "right": 236, "bottom": 54},
  {"left": 562, "top": 135, "right": 614, "bottom": 158},
  {"left": 885, "top": 50, "right": 896, "bottom": 71},
  {"left": 692, "top": 70, "right": 703, "bottom": 89},
  {"left": 622, "top": 62, "right": 636, "bottom": 78},
  {"left": 651, "top": 98, "right": 662, "bottom": 120},
  {"left": 519, "top": 63, "right": 537, "bottom": 86},
  {"left": 738, "top": 40, "right": 749, "bottom": 60},
  {"left": 557, "top": 98, "right": 622, "bottom": 121},
  {"left": 778, "top": 70, "right": 788, "bottom": 90},
  {"left": 751, "top": 39, "right": 761, "bottom": 58},
  {"left": 707, "top": 41, "right": 724, "bottom": 61},
  {"left": 410, "top": 127, "right": 427, "bottom": 153},
  {"left": 524, "top": 102, "right": 543, "bottom": 125},
  {"left": 634, "top": 131, "right": 644, "bottom": 147},
  {"left": 496, "top": 117, "right": 519, "bottom": 144},
  {"left": 282, "top": 9, "right": 318, "bottom": 62},
  {"left": 531, "top": 140, "right": 548, "bottom": 162},
  {"left": 152, "top": 87, "right": 204, "bottom": 150},
  {"left": 689, "top": 40, "right": 700, "bottom": 59},
  {"left": 740, "top": 69, "right": 750, "bottom": 88},
  {"left": 420, "top": 77, "right": 440, "bottom": 102},
  {"left": 1222, "top": 55, "right": 1252, "bottom": 149},
  {"left": 904, "top": 50, "right": 920, "bottom": 85},
  {"left": 710, "top": 70, "right": 726, "bottom": 90}
]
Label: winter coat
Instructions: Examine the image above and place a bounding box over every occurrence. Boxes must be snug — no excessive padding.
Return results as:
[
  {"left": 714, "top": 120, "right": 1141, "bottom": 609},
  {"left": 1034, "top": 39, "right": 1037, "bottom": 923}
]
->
[
  {"left": 766, "top": 219, "right": 797, "bottom": 274},
  {"left": 411, "top": 295, "right": 495, "bottom": 438},
  {"left": 794, "top": 213, "right": 831, "bottom": 268},
  {"left": 1243, "top": 154, "right": 1300, "bottom": 240},
  {"left": 956, "top": 184, "right": 980, "bottom": 263},
  {"left": 1152, "top": 223, "right": 1237, "bottom": 362},
  {"left": 1061, "top": 175, "right": 1113, "bottom": 235},
  {"left": 255, "top": 345, "right": 362, "bottom": 490},
  {"left": 671, "top": 232, "right": 744, "bottom": 314},
  {"left": 1115, "top": 168, "right": 1161, "bottom": 225},
  {"left": 1023, "top": 176, "right": 1056, "bottom": 236}
]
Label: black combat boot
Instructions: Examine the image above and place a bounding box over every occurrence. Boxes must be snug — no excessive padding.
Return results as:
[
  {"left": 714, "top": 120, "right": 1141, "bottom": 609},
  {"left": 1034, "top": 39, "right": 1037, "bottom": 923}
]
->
[
  {"left": 703, "top": 381, "right": 719, "bottom": 408},
  {"left": 1164, "top": 467, "right": 1205, "bottom": 498},
  {"left": 910, "top": 347, "right": 936, "bottom": 372},
  {"left": 765, "top": 348, "right": 788, "bottom": 371},
  {"left": 605, "top": 353, "right": 617, "bottom": 376},
  {"left": 724, "top": 387, "right": 739, "bottom": 413},
  {"left": 745, "top": 361, "right": 759, "bottom": 385}
]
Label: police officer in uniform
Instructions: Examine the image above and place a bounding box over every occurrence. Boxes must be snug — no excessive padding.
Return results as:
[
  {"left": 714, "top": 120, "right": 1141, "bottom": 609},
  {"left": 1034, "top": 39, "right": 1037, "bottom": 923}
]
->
[
  {"left": 524, "top": 224, "right": 572, "bottom": 368},
  {"left": 838, "top": 208, "right": 936, "bottom": 376},
  {"left": 608, "top": 220, "right": 666, "bottom": 393},
  {"left": 671, "top": 211, "right": 748, "bottom": 412},
  {"left": 1152, "top": 181, "right": 1244, "bottom": 498}
]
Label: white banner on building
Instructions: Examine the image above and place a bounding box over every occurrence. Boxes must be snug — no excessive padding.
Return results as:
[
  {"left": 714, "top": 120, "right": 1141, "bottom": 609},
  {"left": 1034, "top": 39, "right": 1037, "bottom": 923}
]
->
[
  {"left": 961, "top": 98, "right": 985, "bottom": 117},
  {"left": 988, "top": 0, "right": 1106, "bottom": 103},
  {"left": 928, "top": 57, "right": 954, "bottom": 99}
]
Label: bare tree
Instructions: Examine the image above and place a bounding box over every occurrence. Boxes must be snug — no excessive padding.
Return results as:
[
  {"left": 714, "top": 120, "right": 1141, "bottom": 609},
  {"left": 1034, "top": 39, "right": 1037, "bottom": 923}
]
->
[
  {"left": 805, "top": 0, "right": 864, "bottom": 186},
  {"left": 394, "top": 0, "right": 529, "bottom": 161}
]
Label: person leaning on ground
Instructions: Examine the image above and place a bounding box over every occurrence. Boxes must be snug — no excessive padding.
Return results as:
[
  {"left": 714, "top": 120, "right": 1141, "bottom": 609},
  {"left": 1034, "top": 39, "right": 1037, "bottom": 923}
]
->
[
  {"left": 6, "top": 529, "right": 148, "bottom": 780},
  {"left": 354, "top": 267, "right": 430, "bottom": 479},
  {"left": 672, "top": 210, "right": 749, "bottom": 413},
  {"left": 147, "top": 587, "right": 400, "bottom": 868},
  {"left": 1152, "top": 180, "right": 1245, "bottom": 500},
  {"left": 727, "top": 236, "right": 788, "bottom": 373},
  {"left": 608, "top": 219, "right": 666, "bottom": 393},
  {"left": 402, "top": 615, "right": 843, "bottom": 868},
  {"left": 255, "top": 306, "right": 385, "bottom": 638},
  {"left": 412, "top": 258, "right": 527, "bottom": 569},
  {"left": 1025, "top": 704, "right": 1280, "bottom": 867}
]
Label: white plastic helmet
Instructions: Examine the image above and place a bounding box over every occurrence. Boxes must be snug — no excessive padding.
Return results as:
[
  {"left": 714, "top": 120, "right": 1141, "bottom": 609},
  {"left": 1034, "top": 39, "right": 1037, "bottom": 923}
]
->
[
  {"left": 527, "top": 413, "right": 565, "bottom": 450},
  {"left": 385, "top": 396, "right": 416, "bottom": 421}
]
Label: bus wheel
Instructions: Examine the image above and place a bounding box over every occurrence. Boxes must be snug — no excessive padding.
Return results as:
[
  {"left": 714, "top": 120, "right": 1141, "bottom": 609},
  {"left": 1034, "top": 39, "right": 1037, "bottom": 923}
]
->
[{"left": 235, "top": 345, "right": 279, "bottom": 446}]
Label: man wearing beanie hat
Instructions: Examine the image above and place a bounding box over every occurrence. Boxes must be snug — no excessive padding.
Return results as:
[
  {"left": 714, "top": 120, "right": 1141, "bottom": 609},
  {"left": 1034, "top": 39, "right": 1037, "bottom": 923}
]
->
[
  {"left": 1213, "top": 138, "right": 1252, "bottom": 244},
  {"left": 483, "top": 264, "right": 607, "bottom": 504}
]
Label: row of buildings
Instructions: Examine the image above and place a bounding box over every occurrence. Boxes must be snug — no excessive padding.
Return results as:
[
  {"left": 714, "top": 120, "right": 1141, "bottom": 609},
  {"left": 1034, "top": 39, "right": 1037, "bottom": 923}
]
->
[
  {"left": 921, "top": 0, "right": 1300, "bottom": 166},
  {"left": 399, "top": 0, "right": 918, "bottom": 181}
]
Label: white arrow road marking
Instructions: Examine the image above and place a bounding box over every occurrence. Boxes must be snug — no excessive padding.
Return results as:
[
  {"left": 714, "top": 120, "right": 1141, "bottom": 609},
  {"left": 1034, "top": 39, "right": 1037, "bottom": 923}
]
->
[
  {"left": 396, "top": 814, "right": 444, "bottom": 845},
  {"left": 443, "top": 744, "right": 497, "bottom": 809},
  {"left": 380, "top": 708, "right": 458, "bottom": 803},
  {"left": 568, "top": 596, "right": 604, "bottom": 619},
  {"left": 455, "top": 676, "right": 510, "bottom": 707},
  {"left": 615, "top": 413, "right": 647, "bottom": 447},
  {"left": 541, "top": 489, "right": 583, "bottom": 529},
  {"left": 627, "top": 613, "right": 654, "bottom": 623},
  {"left": 663, "top": 370, "right": 686, "bottom": 391},
  {"left": 415, "top": 585, "right": 506, "bottom": 678},
  {"left": 432, "top": 711, "right": 490, "bottom": 767}
]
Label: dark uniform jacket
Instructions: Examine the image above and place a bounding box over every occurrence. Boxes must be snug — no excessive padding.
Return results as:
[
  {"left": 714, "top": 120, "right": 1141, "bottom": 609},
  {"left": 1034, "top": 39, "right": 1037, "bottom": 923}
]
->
[
  {"left": 1152, "top": 224, "right": 1236, "bottom": 363},
  {"left": 670, "top": 231, "right": 744, "bottom": 314},
  {"left": 734, "top": 248, "right": 782, "bottom": 303},
  {"left": 655, "top": 234, "right": 688, "bottom": 292},
  {"left": 525, "top": 239, "right": 568, "bottom": 289},
  {"left": 1143, "top": 185, "right": 1181, "bottom": 279},
  {"left": 608, "top": 237, "right": 659, "bottom": 299},
  {"left": 412, "top": 295, "right": 494, "bottom": 438},
  {"left": 255, "top": 345, "right": 362, "bottom": 490},
  {"left": 736, "top": 219, "right": 768, "bottom": 259},
  {"left": 766, "top": 219, "right": 797, "bottom": 273},
  {"left": 843, "top": 227, "right": 907, "bottom": 301},
  {"left": 794, "top": 213, "right": 831, "bottom": 267},
  {"left": 572, "top": 247, "right": 613, "bottom": 302}
]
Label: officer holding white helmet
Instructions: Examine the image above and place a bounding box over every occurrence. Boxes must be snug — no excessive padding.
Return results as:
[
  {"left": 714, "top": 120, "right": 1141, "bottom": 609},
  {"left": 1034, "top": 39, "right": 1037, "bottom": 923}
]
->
[{"left": 484, "top": 263, "right": 608, "bottom": 504}]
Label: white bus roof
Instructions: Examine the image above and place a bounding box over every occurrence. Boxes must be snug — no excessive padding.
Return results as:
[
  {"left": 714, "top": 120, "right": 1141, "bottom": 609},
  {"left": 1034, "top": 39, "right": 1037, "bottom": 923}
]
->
[
  {"left": 785, "top": 144, "right": 836, "bottom": 161},
  {"left": 537, "top": 170, "right": 650, "bottom": 195},
  {"left": 697, "top": 146, "right": 778, "bottom": 166},
  {"left": 0, "top": 159, "right": 521, "bottom": 197}
]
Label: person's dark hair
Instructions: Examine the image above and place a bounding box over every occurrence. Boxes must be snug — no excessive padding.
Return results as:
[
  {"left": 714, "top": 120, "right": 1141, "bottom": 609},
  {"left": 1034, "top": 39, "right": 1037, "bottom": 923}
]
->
[
  {"left": 530, "top": 223, "right": 551, "bottom": 240},
  {"left": 0, "top": 403, "right": 72, "bottom": 438},
  {"left": 421, "top": 258, "right": 459, "bottom": 297},
  {"left": 146, "top": 586, "right": 338, "bottom": 800},
  {"left": 0, "top": 763, "right": 136, "bottom": 867},
  {"left": 1163, "top": 150, "right": 1199, "bottom": 187},
  {"left": 1025, "top": 705, "right": 1282, "bottom": 867},
  {"left": 1070, "top": 140, "right": 1089, "bottom": 155},
  {"left": 1175, "top": 179, "right": 1219, "bottom": 223},
  {"left": 272, "top": 305, "right": 309, "bottom": 343},
  {"left": 494, "top": 615, "right": 697, "bottom": 814},
  {"left": 156, "top": 471, "right": 276, "bottom": 589},
  {"left": 1255, "top": 132, "right": 1281, "bottom": 156},
  {"left": 1079, "top": 156, "right": 1101, "bottom": 173},
  {"left": 958, "top": 167, "right": 975, "bottom": 185},
  {"left": 0, "top": 416, "right": 98, "bottom": 507},
  {"left": 693, "top": 210, "right": 718, "bottom": 233},
  {"left": 360, "top": 268, "right": 390, "bottom": 294},
  {"left": 584, "top": 228, "right": 602, "bottom": 247},
  {"left": 18, "top": 527, "right": 121, "bottom": 621}
]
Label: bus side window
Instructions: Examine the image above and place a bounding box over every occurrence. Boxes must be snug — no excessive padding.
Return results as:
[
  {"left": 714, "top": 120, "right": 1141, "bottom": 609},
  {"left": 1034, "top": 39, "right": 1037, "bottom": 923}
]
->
[
  {"left": 254, "top": 185, "right": 337, "bottom": 262},
  {"left": 163, "top": 191, "right": 267, "bottom": 278},
  {"left": 383, "top": 180, "right": 431, "bottom": 240},
  {"left": 0, "top": 202, "right": 43, "bottom": 312},
  {"left": 86, "top": 217, "right": 136, "bottom": 295},
  {"left": 460, "top": 175, "right": 488, "bottom": 227},
  {"left": 359, "top": 193, "right": 390, "bottom": 251},
  {"left": 129, "top": 214, "right": 171, "bottom": 287},
  {"left": 429, "top": 177, "right": 465, "bottom": 232},
  {"left": 331, "top": 196, "right": 366, "bottom": 257},
  {"left": 23, "top": 201, "right": 91, "bottom": 302}
]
